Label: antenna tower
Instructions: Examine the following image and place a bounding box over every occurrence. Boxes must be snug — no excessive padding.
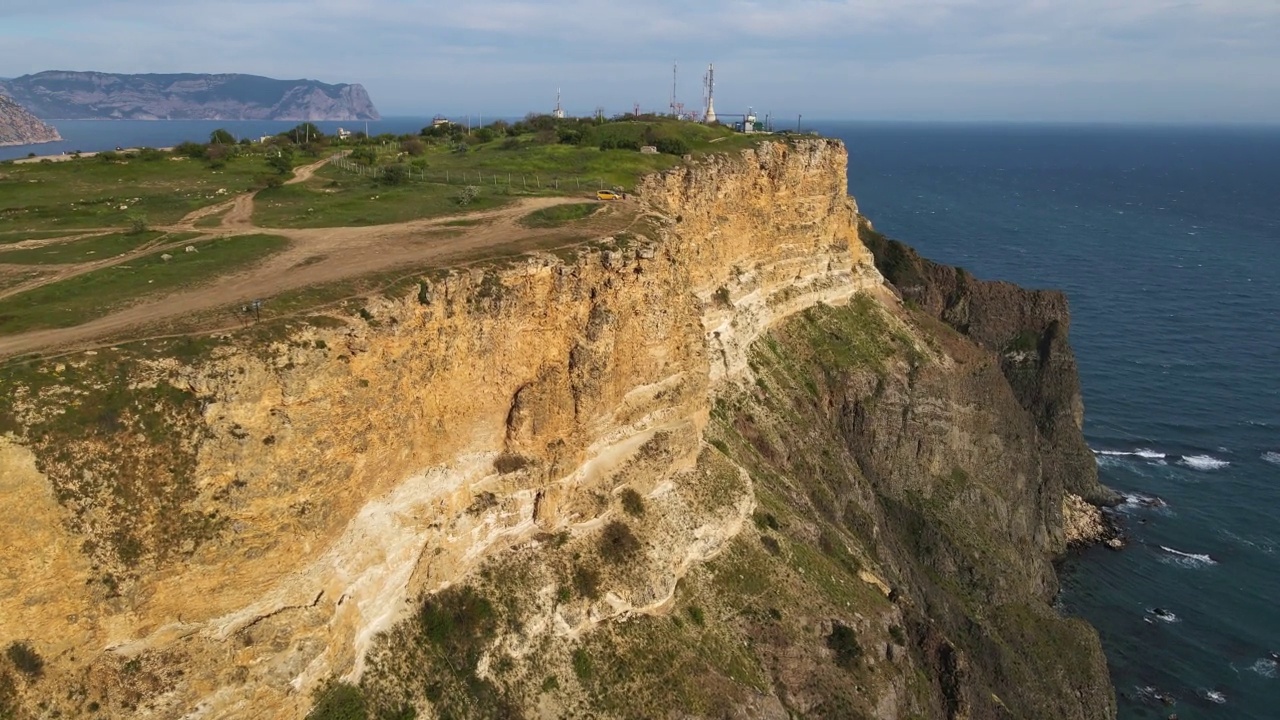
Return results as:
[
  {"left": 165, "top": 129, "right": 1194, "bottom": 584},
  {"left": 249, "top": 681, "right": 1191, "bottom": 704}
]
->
[
  {"left": 553, "top": 88, "right": 566, "bottom": 119},
  {"left": 670, "top": 62, "right": 685, "bottom": 119},
  {"left": 702, "top": 63, "right": 717, "bottom": 124}
]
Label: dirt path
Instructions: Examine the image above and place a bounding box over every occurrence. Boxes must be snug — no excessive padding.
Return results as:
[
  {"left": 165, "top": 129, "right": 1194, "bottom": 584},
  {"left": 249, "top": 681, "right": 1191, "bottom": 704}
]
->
[{"left": 0, "top": 194, "right": 625, "bottom": 359}]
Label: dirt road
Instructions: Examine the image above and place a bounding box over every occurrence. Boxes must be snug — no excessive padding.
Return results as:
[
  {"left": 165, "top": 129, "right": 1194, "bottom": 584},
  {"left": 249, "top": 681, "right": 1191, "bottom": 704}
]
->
[{"left": 0, "top": 186, "right": 627, "bottom": 358}]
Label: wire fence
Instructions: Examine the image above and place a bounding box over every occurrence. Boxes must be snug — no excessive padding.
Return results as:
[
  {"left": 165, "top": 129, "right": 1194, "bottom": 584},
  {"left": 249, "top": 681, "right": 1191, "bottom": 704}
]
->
[{"left": 327, "top": 154, "right": 615, "bottom": 193}]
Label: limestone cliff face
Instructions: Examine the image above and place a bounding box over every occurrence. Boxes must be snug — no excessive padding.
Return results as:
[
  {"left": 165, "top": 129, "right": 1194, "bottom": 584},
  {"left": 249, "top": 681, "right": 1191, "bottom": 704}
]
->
[{"left": 0, "top": 140, "right": 1113, "bottom": 719}]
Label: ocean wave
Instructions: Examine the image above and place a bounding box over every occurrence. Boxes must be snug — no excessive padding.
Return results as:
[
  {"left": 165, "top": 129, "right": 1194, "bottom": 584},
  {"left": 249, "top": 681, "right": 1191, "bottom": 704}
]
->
[
  {"left": 1095, "top": 448, "right": 1166, "bottom": 460},
  {"left": 1158, "top": 545, "right": 1218, "bottom": 568},
  {"left": 1218, "top": 529, "right": 1277, "bottom": 555},
  {"left": 1263, "top": 451, "right": 1280, "bottom": 466},
  {"left": 1200, "top": 689, "right": 1227, "bottom": 704},
  {"left": 1116, "top": 492, "right": 1171, "bottom": 515},
  {"left": 1178, "top": 454, "right": 1230, "bottom": 471},
  {"left": 1144, "top": 607, "right": 1180, "bottom": 624},
  {"left": 1250, "top": 657, "right": 1277, "bottom": 679}
]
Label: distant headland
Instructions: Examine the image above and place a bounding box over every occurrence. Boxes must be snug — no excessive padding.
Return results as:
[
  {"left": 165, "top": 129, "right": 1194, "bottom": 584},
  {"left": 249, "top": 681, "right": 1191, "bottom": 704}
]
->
[
  {"left": 0, "top": 71, "right": 380, "bottom": 122},
  {"left": 0, "top": 93, "right": 62, "bottom": 146}
]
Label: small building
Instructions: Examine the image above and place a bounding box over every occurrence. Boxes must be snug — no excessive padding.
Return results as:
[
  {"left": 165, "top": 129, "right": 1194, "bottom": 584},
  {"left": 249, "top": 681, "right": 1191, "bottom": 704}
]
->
[
  {"left": 431, "top": 115, "right": 453, "bottom": 128},
  {"left": 336, "top": 128, "right": 352, "bottom": 140}
]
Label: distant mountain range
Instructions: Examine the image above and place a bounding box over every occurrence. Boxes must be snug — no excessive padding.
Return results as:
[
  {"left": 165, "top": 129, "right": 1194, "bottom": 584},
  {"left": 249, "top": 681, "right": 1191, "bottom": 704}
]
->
[
  {"left": 0, "top": 71, "right": 381, "bottom": 121},
  {"left": 0, "top": 93, "right": 62, "bottom": 146}
]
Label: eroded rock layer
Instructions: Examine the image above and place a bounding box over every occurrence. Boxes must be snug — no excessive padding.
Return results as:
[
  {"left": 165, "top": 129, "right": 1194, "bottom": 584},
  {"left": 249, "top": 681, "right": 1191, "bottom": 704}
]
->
[{"left": 0, "top": 139, "right": 1114, "bottom": 719}]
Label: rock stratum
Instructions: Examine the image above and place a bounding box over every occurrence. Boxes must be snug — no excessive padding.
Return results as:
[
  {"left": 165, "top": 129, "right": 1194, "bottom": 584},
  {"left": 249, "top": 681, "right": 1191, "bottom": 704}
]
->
[
  {"left": 0, "top": 93, "right": 61, "bottom": 147},
  {"left": 0, "top": 139, "right": 1116, "bottom": 719},
  {"left": 0, "top": 71, "right": 380, "bottom": 121}
]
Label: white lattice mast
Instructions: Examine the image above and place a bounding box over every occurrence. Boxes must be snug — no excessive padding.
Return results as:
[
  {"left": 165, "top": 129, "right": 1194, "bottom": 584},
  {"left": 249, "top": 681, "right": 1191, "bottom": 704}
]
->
[
  {"left": 553, "top": 88, "right": 565, "bottom": 119},
  {"left": 703, "top": 63, "right": 717, "bottom": 123},
  {"left": 670, "top": 62, "right": 685, "bottom": 118}
]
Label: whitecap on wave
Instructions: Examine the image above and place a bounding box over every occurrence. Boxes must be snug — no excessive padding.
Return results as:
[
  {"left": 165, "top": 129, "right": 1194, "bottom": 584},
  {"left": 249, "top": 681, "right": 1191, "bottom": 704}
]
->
[
  {"left": 1250, "top": 657, "right": 1278, "bottom": 679},
  {"left": 1178, "top": 454, "right": 1230, "bottom": 471},
  {"left": 1144, "top": 607, "right": 1180, "bottom": 624},
  {"left": 1262, "top": 451, "right": 1280, "bottom": 466},
  {"left": 1095, "top": 448, "right": 1166, "bottom": 460},
  {"left": 1158, "top": 545, "right": 1218, "bottom": 568},
  {"left": 1117, "top": 493, "right": 1171, "bottom": 515},
  {"left": 1200, "top": 689, "right": 1227, "bottom": 704}
]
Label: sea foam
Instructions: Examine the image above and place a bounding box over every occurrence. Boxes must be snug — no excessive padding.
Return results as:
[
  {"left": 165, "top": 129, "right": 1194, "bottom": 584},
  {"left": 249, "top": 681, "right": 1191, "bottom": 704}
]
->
[
  {"left": 1250, "top": 657, "right": 1277, "bottom": 679},
  {"left": 1262, "top": 451, "right": 1280, "bottom": 466},
  {"left": 1179, "top": 454, "right": 1230, "bottom": 471},
  {"left": 1158, "top": 545, "right": 1217, "bottom": 568}
]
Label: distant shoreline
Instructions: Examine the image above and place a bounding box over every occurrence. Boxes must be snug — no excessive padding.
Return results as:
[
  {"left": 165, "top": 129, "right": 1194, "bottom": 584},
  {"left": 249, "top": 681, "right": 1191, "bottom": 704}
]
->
[{"left": 9, "top": 146, "right": 175, "bottom": 164}]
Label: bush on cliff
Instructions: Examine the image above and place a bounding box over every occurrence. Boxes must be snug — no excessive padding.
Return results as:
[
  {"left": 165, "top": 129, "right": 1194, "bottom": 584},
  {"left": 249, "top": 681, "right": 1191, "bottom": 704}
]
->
[
  {"left": 5, "top": 642, "right": 43, "bottom": 677},
  {"left": 599, "top": 521, "right": 641, "bottom": 563}
]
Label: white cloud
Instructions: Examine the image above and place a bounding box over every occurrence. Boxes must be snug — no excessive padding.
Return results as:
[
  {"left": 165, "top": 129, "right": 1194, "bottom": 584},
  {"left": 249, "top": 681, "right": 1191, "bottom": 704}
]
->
[{"left": 1, "top": 0, "right": 1278, "bottom": 120}]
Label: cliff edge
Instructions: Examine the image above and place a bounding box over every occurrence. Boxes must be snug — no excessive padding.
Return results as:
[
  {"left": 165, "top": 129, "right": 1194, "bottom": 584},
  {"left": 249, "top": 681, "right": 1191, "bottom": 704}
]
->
[
  {"left": 0, "top": 94, "right": 61, "bottom": 147},
  {"left": 0, "top": 139, "right": 1114, "bottom": 719}
]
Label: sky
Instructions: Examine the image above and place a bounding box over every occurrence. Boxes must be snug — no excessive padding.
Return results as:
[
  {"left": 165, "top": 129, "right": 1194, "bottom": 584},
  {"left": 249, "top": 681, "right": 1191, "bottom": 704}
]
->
[{"left": 2, "top": 0, "right": 1279, "bottom": 123}]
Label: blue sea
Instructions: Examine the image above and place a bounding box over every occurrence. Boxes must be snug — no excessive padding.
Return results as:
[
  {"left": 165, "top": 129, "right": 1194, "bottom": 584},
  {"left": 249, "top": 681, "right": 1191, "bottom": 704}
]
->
[{"left": 816, "top": 121, "right": 1280, "bottom": 720}]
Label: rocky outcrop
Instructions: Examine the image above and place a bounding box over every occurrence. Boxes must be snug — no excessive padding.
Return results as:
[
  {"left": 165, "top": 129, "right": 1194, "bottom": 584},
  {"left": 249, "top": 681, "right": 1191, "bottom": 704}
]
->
[
  {"left": 0, "top": 93, "right": 61, "bottom": 147},
  {"left": 861, "top": 223, "right": 1117, "bottom": 507},
  {"left": 0, "top": 139, "right": 1115, "bottom": 719},
  {"left": 0, "top": 71, "right": 380, "bottom": 121}
]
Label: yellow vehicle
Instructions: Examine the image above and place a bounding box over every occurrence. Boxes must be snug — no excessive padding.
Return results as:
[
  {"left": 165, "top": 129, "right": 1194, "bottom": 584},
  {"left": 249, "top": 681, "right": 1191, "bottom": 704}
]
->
[{"left": 596, "top": 190, "right": 620, "bottom": 201}]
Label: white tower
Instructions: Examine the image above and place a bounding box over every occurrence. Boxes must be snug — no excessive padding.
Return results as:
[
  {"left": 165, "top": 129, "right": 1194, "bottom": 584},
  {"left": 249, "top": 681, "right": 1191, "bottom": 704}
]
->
[
  {"left": 553, "top": 88, "right": 566, "bottom": 119},
  {"left": 703, "top": 64, "right": 717, "bottom": 124}
]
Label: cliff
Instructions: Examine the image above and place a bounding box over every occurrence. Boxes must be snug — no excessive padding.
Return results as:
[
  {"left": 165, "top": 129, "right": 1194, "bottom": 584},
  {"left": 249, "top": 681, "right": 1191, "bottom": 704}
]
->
[
  {"left": 0, "top": 139, "right": 1115, "bottom": 719},
  {"left": 0, "top": 94, "right": 61, "bottom": 147},
  {"left": 0, "top": 71, "right": 380, "bottom": 121}
]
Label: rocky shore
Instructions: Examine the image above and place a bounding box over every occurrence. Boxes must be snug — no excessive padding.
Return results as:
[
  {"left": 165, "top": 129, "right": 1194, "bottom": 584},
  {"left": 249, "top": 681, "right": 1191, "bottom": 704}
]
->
[{"left": 1064, "top": 493, "right": 1125, "bottom": 550}]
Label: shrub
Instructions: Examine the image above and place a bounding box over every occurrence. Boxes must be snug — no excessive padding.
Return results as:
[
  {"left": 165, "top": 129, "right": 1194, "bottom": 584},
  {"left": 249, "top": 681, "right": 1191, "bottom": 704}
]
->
[
  {"left": 889, "top": 624, "right": 907, "bottom": 645},
  {"left": 493, "top": 453, "right": 530, "bottom": 474},
  {"left": 5, "top": 642, "right": 42, "bottom": 677},
  {"left": 760, "top": 535, "right": 781, "bottom": 555},
  {"left": 598, "top": 521, "right": 641, "bottom": 563},
  {"left": 457, "top": 185, "right": 479, "bottom": 206},
  {"left": 619, "top": 488, "right": 645, "bottom": 517},
  {"left": 571, "top": 648, "right": 593, "bottom": 680},
  {"left": 174, "top": 141, "right": 208, "bottom": 160},
  {"left": 127, "top": 214, "right": 149, "bottom": 235},
  {"left": 686, "top": 606, "right": 705, "bottom": 626},
  {"left": 655, "top": 137, "right": 690, "bottom": 156},
  {"left": 380, "top": 163, "right": 410, "bottom": 185},
  {"left": 400, "top": 138, "right": 425, "bottom": 156},
  {"left": 306, "top": 680, "right": 367, "bottom": 720},
  {"left": 572, "top": 566, "right": 601, "bottom": 600},
  {"left": 419, "top": 587, "right": 497, "bottom": 665},
  {"left": 97, "top": 150, "right": 122, "bottom": 163},
  {"left": 266, "top": 151, "right": 294, "bottom": 175},
  {"left": 827, "top": 623, "right": 862, "bottom": 670},
  {"left": 257, "top": 173, "right": 285, "bottom": 189}
]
